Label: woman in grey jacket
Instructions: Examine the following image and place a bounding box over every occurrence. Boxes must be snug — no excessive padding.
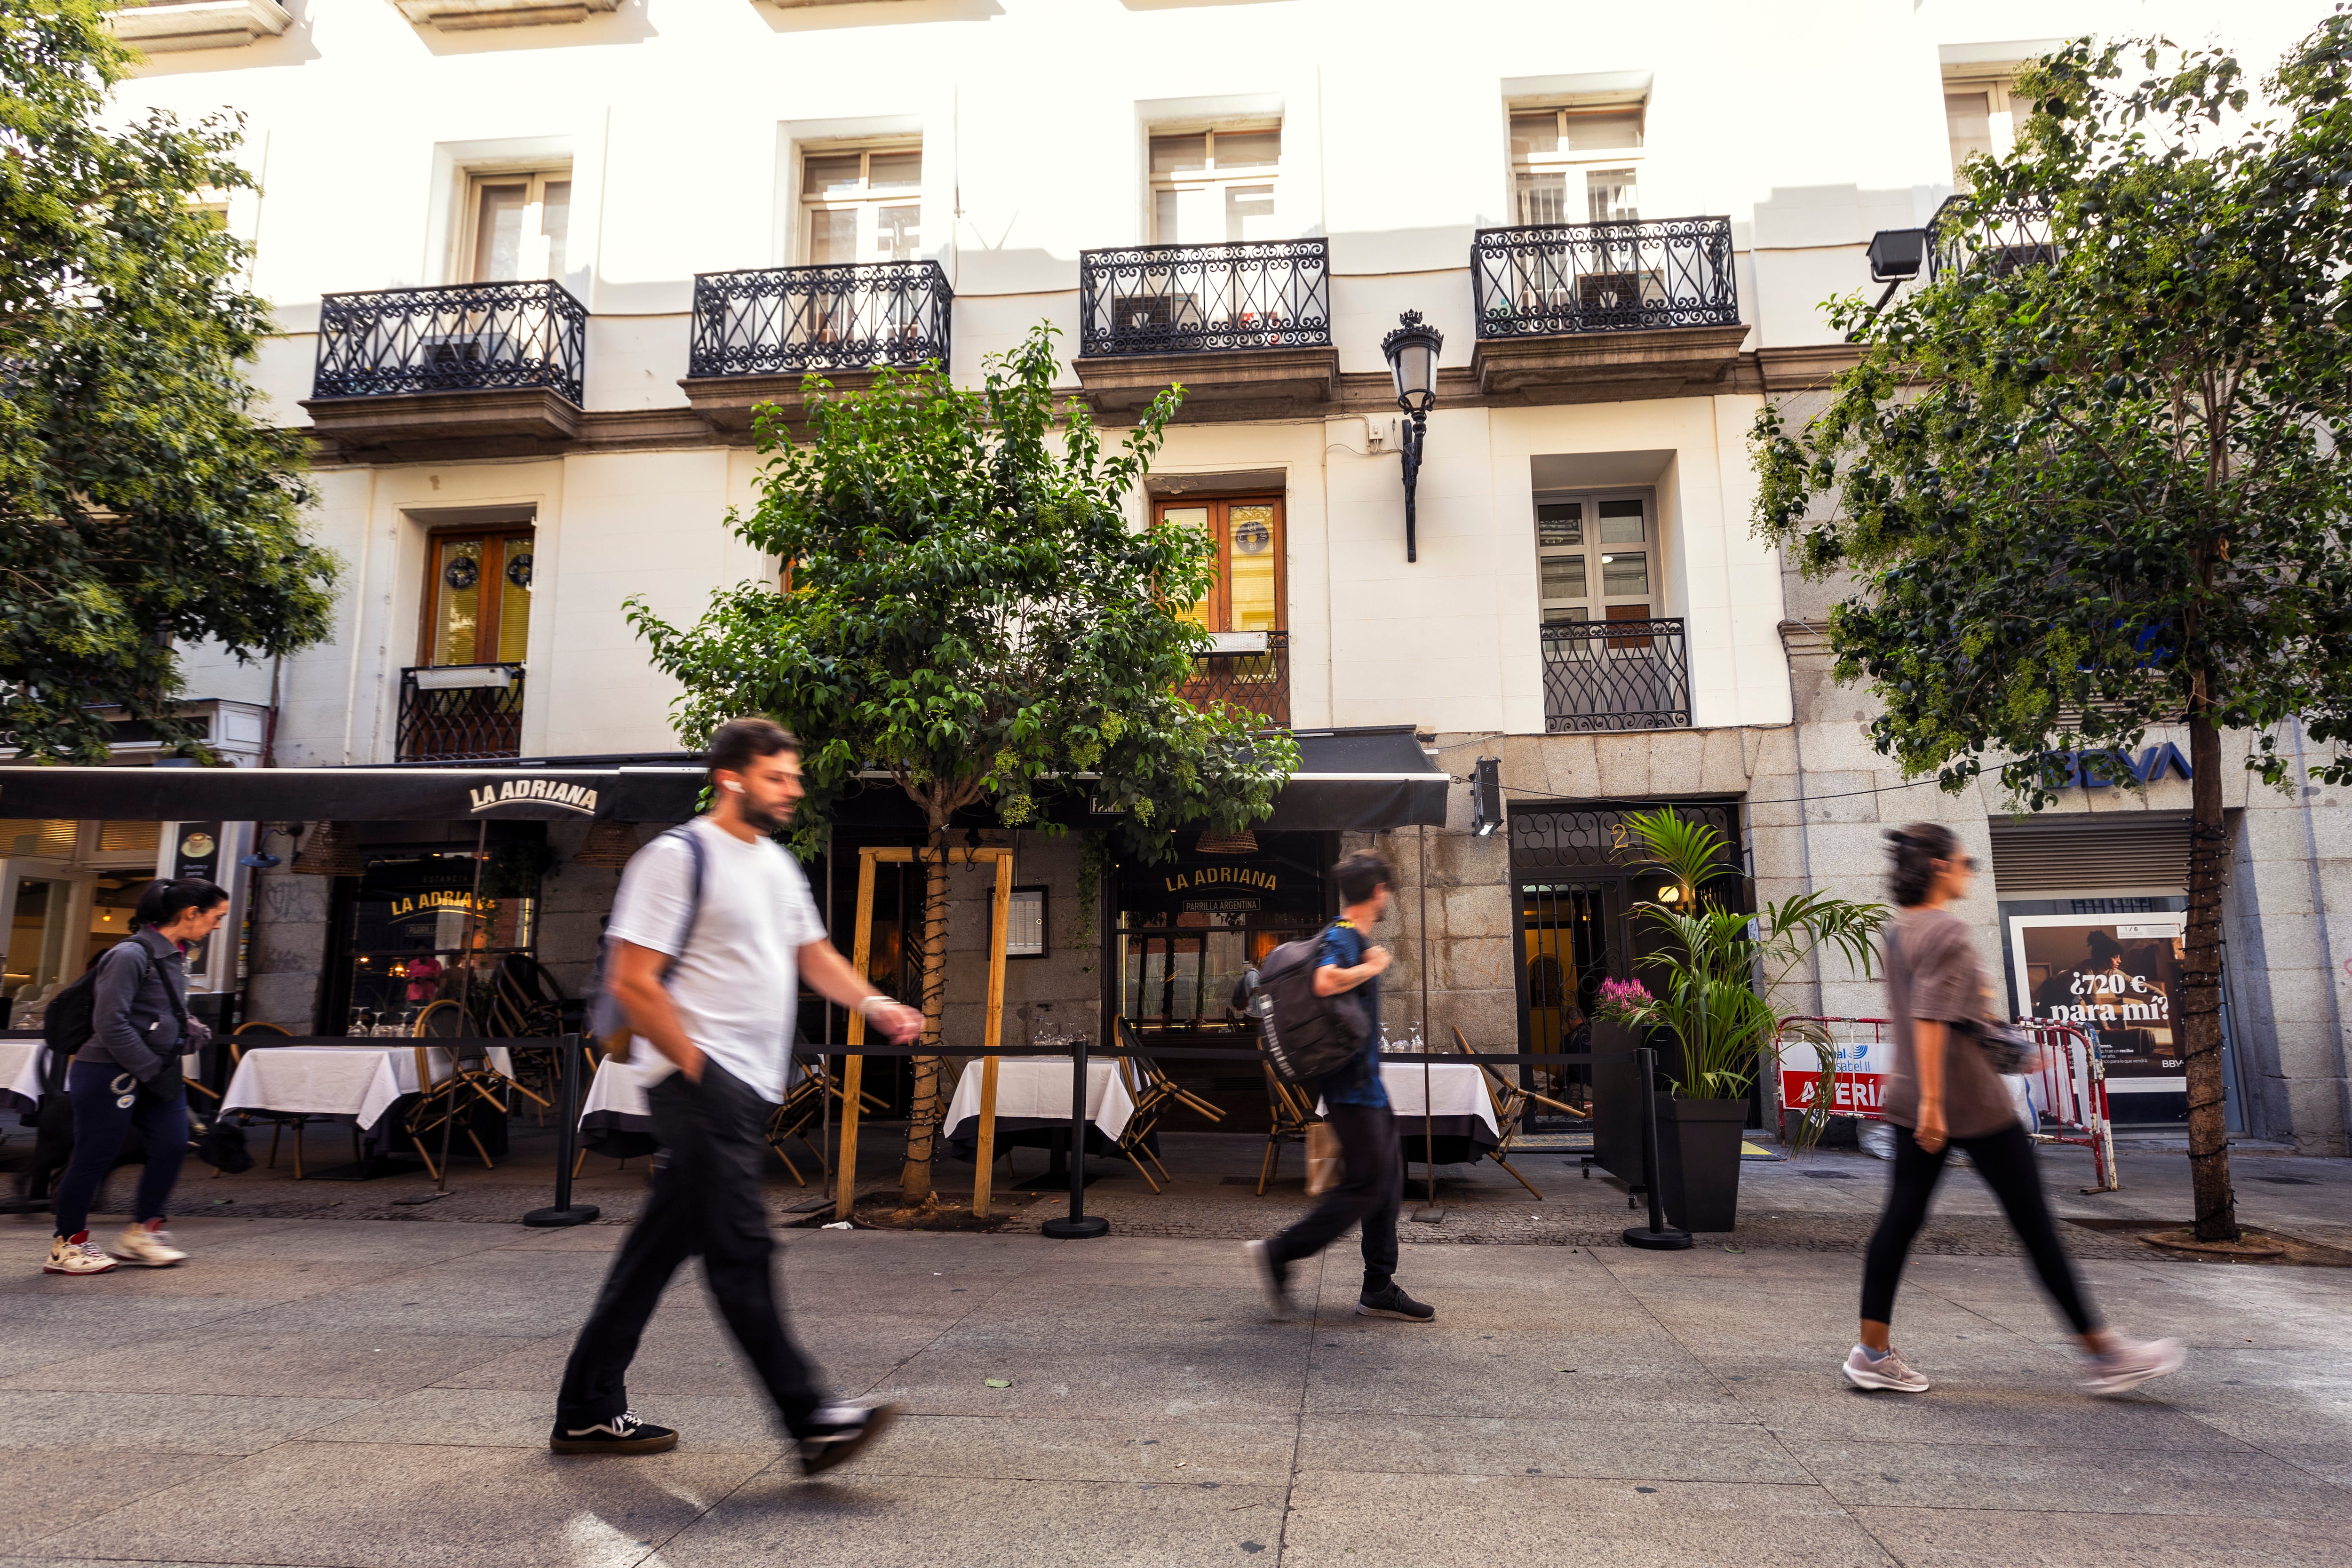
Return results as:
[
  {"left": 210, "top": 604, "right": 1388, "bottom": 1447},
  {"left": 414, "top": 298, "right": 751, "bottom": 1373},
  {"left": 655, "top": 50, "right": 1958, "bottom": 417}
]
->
[{"left": 44, "top": 879, "right": 227, "bottom": 1276}]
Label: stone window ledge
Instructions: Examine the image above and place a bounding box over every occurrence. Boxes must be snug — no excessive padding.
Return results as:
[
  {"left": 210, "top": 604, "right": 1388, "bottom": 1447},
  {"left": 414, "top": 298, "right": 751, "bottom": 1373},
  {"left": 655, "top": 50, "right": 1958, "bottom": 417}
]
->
[
  {"left": 112, "top": 0, "right": 293, "bottom": 51},
  {"left": 392, "top": 0, "right": 618, "bottom": 29}
]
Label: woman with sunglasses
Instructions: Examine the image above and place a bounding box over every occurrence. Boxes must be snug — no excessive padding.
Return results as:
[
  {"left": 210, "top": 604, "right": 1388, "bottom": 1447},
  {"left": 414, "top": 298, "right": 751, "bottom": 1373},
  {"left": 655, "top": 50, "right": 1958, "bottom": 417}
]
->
[{"left": 1845, "top": 824, "right": 2182, "bottom": 1397}]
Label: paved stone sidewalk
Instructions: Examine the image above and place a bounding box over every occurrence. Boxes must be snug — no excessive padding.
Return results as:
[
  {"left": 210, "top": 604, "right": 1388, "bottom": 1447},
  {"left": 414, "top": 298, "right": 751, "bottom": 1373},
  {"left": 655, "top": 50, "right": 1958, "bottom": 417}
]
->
[{"left": 3, "top": 1211, "right": 2347, "bottom": 1567}]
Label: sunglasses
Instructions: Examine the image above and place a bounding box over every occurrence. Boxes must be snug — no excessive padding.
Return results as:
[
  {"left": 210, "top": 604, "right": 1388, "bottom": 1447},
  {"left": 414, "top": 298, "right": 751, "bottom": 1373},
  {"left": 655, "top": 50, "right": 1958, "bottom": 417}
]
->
[{"left": 1936, "top": 854, "right": 1980, "bottom": 872}]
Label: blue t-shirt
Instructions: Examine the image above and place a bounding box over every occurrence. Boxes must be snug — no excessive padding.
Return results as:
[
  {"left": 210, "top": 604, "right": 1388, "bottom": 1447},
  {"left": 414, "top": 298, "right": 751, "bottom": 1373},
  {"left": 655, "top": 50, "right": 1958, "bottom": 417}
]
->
[{"left": 1316, "top": 920, "right": 1389, "bottom": 1109}]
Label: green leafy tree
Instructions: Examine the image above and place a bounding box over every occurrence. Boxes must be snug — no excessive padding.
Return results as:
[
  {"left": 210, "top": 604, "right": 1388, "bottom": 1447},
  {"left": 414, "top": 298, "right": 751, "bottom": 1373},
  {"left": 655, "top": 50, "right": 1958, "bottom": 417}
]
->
[
  {"left": 628, "top": 324, "right": 1296, "bottom": 1204},
  {"left": 1593, "top": 809, "right": 1885, "bottom": 1142},
  {"left": 1752, "top": 23, "right": 2352, "bottom": 1239},
  {"left": 1, "top": 2, "right": 338, "bottom": 758}
]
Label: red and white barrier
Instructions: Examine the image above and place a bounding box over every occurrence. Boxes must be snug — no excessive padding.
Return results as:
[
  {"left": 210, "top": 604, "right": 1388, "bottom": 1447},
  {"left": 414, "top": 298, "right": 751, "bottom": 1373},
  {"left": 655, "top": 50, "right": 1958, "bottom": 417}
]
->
[{"left": 1773, "top": 1015, "right": 2119, "bottom": 1192}]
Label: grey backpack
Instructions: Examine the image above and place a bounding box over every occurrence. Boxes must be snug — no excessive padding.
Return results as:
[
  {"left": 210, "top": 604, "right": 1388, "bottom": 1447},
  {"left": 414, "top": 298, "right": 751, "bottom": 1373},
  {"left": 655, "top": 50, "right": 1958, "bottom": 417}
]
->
[{"left": 585, "top": 826, "right": 706, "bottom": 1054}]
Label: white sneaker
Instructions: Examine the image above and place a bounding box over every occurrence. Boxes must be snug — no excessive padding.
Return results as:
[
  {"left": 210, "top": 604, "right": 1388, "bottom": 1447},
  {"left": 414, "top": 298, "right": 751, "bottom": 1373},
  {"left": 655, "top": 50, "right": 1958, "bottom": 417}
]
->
[
  {"left": 2082, "top": 1337, "right": 2185, "bottom": 1397},
  {"left": 1842, "top": 1344, "right": 1931, "bottom": 1392},
  {"left": 112, "top": 1220, "right": 188, "bottom": 1267},
  {"left": 44, "top": 1233, "right": 119, "bottom": 1275}
]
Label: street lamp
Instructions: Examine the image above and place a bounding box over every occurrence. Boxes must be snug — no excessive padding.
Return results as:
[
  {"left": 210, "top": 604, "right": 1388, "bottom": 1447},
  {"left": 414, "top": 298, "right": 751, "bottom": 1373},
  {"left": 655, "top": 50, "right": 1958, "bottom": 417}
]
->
[{"left": 1381, "top": 310, "right": 1443, "bottom": 563}]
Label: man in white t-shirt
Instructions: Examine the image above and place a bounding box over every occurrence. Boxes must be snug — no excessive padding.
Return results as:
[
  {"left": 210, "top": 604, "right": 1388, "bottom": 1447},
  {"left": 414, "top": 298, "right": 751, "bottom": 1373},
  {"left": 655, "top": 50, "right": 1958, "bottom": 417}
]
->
[{"left": 553, "top": 718, "right": 923, "bottom": 1473}]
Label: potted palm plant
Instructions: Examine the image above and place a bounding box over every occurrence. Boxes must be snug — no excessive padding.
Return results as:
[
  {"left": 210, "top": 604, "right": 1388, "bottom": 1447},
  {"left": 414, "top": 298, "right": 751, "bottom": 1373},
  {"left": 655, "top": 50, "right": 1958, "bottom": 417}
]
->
[{"left": 1594, "top": 808, "right": 1885, "bottom": 1231}]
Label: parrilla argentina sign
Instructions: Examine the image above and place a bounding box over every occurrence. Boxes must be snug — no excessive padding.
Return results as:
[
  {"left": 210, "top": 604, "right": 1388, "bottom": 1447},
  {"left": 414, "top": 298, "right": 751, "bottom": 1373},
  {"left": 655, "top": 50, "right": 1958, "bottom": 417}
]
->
[{"left": 469, "top": 779, "right": 600, "bottom": 815}]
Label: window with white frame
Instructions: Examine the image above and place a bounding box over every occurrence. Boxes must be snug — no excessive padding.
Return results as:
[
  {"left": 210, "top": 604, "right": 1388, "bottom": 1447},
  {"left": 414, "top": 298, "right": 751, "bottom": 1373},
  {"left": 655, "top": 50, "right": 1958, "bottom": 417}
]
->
[
  {"left": 1535, "top": 493, "right": 1655, "bottom": 632},
  {"left": 1149, "top": 126, "right": 1281, "bottom": 245},
  {"left": 1944, "top": 77, "right": 2018, "bottom": 185},
  {"left": 1510, "top": 106, "right": 1643, "bottom": 227},
  {"left": 465, "top": 169, "right": 571, "bottom": 283},
  {"left": 801, "top": 145, "right": 922, "bottom": 265}
]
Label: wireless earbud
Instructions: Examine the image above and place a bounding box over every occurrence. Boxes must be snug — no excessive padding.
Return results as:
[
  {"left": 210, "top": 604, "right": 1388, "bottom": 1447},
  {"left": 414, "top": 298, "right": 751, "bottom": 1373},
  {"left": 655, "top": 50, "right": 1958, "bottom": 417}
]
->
[{"left": 722, "top": 779, "right": 745, "bottom": 794}]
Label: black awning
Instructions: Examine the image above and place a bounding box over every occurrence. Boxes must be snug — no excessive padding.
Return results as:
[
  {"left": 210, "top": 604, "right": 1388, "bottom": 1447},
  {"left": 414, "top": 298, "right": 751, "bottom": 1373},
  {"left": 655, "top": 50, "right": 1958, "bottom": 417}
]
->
[
  {"left": 0, "top": 763, "right": 707, "bottom": 823},
  {"left": 1262, "top": 727, "right": 1449, "bottom": 832}
]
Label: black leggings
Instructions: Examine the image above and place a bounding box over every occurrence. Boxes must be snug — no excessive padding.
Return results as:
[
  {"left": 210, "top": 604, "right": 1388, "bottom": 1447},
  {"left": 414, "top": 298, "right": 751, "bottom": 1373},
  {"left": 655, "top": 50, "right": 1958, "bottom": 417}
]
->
[{"left": 1860, "top": 1120, "right": 2100, "bottom": 1336}]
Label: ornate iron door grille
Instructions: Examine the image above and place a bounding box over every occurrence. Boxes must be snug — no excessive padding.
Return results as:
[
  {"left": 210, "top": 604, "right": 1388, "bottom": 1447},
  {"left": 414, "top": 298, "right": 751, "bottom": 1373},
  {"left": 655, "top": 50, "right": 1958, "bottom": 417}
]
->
[
  {"left": 1472, "top": 217, "right": 1738, "bottom": 337},
  {"left": 397, "top": 666, "right": 524, "bottom": 762},
  {"left": 688, "top": 260, "right": 951, "bottom": 378},
  {"left": 1540, "top": 618, "right": 1691, "bottom": 732},
  {"left": 1079, "top": 239, "right": 1330, "bottom": 357},
  {"left": 312, "top": 282, "right": 587, "bottom": 404},
  {"left": 1926, "top": 195, "right": 2058, "bottom": 282},
  {"left": 1176, "top": 631, "right": 1290, "bottom": 727}
]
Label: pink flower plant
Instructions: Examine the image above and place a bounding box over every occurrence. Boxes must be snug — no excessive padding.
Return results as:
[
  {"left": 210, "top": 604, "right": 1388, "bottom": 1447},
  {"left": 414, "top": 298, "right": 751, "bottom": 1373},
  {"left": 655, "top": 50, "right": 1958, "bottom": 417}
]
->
[{"left": 1594, "top": 977, "right": 1656, "bottom": 1025}]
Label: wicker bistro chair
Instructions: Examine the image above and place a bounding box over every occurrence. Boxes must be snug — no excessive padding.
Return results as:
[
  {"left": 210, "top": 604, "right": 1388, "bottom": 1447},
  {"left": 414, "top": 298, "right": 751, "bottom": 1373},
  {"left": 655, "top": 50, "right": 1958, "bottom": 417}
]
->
[
  {"left": 400, "top": 1001, "right": 551, "bottom": 1180},
  {"left": 759, "top": 1055, "right": 888, "bottom": 1186},
  {"left": 1450, "top": 1027, "right": 1584, "bottom": 1201},
  {"left": 1256, "top": 1065, "right": 1317, "bottom": 1196}
]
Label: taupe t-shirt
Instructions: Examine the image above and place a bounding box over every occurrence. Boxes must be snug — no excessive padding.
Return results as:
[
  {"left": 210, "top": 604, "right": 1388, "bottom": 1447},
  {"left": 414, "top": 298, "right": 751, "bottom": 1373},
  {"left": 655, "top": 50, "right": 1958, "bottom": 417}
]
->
[{"left": 1882, "top": 907, "right": 2014, "bottom": 1139}]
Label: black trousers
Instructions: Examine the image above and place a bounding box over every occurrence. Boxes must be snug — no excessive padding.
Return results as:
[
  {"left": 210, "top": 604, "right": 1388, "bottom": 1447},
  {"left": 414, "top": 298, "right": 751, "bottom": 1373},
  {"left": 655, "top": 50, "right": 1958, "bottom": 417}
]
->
[
  {"left": 556, "top": 1061, "right": 826, "bottom": 1435},
  {"left": 1268, "top": 1100, "right": 1401, "bottom": 1290},
  {"left": 1860, "top": 1120, "right": 2100, "bottom": 1336}
]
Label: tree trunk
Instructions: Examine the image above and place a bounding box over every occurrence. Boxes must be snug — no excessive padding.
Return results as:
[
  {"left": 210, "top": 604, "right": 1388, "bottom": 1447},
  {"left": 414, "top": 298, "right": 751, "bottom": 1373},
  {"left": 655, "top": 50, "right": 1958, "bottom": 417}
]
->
[
  {"left": 2181, "top": 708, "right": 2240, "bottom": 1242},
  {"left": 897, "top": 827, "right": 952, "bottom": 1204}
]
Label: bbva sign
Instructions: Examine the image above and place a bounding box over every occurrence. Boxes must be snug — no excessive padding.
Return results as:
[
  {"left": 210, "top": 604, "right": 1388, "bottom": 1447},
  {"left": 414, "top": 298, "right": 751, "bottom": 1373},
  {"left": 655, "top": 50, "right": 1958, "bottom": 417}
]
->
[{"left": 2038, "top": 742, "right": 2192, "bottom": 790}]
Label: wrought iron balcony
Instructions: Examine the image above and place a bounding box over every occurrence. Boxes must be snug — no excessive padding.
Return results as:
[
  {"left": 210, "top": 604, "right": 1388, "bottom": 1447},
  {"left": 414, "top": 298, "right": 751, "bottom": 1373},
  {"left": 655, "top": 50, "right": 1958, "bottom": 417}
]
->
[
  {"left": 1178, "top": 631, "right": 1291, "bottom": 728},
  {"left": 1926, "top": 195, "right": 2058, "bottom": 282},
  {"left": 1474, "top": 218, "right": 1738, "bottom": 339},
  {"left": 688, "top": 260, "right": 951, "bottom": 379},
  {"left": 1080, "top": 240, "right": 1330, "bottom": 358},
  {"left": 312, "top": 281, "right": 586, "bottom": 405},
  {"left": 397, "top": 665, "right": 524, "bottom": 763},
  {"left": 1539, "top": 619, "right": 1691, "bottom": 733}
]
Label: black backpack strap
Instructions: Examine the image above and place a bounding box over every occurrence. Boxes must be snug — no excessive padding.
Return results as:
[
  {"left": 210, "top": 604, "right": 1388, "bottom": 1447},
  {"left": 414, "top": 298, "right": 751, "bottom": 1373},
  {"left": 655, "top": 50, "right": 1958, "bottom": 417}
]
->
[{"left": 657, "top": 824, "right": 709, "bottom": 973}]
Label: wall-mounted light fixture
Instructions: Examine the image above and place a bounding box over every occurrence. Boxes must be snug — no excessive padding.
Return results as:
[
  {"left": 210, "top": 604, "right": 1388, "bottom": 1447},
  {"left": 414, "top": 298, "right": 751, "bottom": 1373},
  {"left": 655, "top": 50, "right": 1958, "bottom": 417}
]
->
[
  {"left": 1381, "top": 310, "right": 1444, "bottom": 563},
  {"left": 1470, "top": 756, "right": 1502, "bottom": 838}
]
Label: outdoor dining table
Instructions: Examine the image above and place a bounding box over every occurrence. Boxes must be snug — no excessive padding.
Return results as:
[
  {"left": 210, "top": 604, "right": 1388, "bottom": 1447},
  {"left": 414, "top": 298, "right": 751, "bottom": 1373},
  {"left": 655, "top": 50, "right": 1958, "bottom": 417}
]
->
[
  {"left": 221, "top": 1042, "right": 516, "bottom": 1132},
  {"left": 577, "top": 1053, "right": 657, "bottom": 1160},
  {"left": 1319, "top": 1060, "right": 1501, "bottom": 1167},
  {"left": 1, "top": 1039, "right": 41, "bottom": 1116},
  {"left": 940, "top": 1056, "right": 1137, "bottom": 1168}
]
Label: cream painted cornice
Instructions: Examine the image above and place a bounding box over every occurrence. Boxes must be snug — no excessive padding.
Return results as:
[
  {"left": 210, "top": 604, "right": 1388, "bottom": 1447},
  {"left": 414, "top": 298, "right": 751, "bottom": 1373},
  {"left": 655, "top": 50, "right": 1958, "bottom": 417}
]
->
[
  {"left": 392, "top": 0, "right": 618, "bottom": 29},
  {"left": 112, "top": 0, "right": 292, "bottom": 51}
]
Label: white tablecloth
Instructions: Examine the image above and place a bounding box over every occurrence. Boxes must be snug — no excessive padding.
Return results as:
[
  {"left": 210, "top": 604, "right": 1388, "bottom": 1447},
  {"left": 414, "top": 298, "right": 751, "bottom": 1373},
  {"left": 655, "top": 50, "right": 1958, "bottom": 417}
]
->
[
  {"left": 941, "top": 1058, "right": 1136, "bottom": 1145},
  {"left": 580, "top": 1055, "right": 650, "bottom": 1123},
  {"left": 1318, "top": 1062, "right": 1501, "bottom": 1137},
  {"left": 1, "top": 1040, "right": 40, "bottom": 1114},
  {"left": 222, "top": 1043, "right": 515, "bottom": 1130}
]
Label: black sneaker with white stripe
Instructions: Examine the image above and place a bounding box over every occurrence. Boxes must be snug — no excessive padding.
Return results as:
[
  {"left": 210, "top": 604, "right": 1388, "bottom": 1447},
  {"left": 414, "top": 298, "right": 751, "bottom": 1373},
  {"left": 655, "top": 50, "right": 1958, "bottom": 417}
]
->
[
  {"left": 1356, "top": 1283, "right": 1436, "bottom": 1321},
  {"left": 797, "top": 1401, "right": 902, "bottom": 1476},
  {"left": 549, "top": 1409, "right": 679, "bottom": 1455}
]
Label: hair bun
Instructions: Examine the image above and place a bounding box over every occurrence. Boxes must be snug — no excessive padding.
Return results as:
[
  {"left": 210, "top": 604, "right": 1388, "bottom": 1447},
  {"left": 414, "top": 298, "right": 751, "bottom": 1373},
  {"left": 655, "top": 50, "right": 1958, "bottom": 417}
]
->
[{"left": 1884, "top": 828, "right": 1913, "bottom": 847}]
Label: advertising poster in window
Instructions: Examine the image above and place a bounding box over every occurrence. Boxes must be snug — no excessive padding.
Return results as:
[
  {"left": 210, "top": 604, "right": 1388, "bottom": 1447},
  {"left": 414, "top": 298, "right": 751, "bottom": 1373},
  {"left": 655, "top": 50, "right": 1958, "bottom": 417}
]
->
[{"left": 2006, "top": 912, "right": 2186, "bottom": 1110}]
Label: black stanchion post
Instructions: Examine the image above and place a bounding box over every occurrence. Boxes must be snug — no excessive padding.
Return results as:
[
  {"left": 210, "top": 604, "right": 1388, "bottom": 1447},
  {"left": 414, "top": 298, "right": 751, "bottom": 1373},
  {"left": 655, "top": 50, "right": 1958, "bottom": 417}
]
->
[
  {"left": 1041, "top": 1030, "right": 1108, "bottom": 1239},
  {"left": 524, "top": 1035, "right": 601, "bottom": 1228},
  {"left": 1621, "top": 1046, "right": 1692, "bottom": 1251}
]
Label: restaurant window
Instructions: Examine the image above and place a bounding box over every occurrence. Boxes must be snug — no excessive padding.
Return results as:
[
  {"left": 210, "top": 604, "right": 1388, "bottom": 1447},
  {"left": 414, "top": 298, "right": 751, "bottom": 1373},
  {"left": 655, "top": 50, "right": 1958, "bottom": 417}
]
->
[
  {"left": 1534, "top": 492, "right": 1654, "bottom": 632},
  {"left": 424, "top": 528, "right": 534, "bottom": 668},
  {"left": 802, "top": 144, "right": 922, "bottom": 264},
  {"left": 1154, "top": 497, "right": 1284, "bottom": 633},
  {"left": 464, "top": 169, "right": 571, "bottom": 282},
  {"left": 342, "top": 848, "right": 538, "bottom": 1035},
  {"left": 1150, "top": 126, "right": 1281, "bottom": 245},
  {"left": 1943, "top": 77, "right": 2018, "bottom": 185},
  {"left": 1510, "top": 105, "right": 1643, "bottom": 226}
]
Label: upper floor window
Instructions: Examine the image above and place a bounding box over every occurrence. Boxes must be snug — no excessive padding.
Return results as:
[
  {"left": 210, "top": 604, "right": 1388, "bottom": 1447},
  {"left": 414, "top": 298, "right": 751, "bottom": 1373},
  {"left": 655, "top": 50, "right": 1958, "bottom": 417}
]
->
[
  {"left": 467, "top": 169, "right": 570, "bottom": 283},
  {"left": 1535, "top": 493, "right": 1653, "bottom": 629},
  {"left": 1944, "top": 79, "right": 2018, "bottom": 185},
  {"left": 1155, "top": 496, "right": 1284, "bottom": 632},
  {"left": 1511, "top": 107, "right": 1643, "bottom": 227},
  {"left": 1150, "top": 127, "right": 1281, "bottom": 246},
  {"left": 803, "top": 146, "right": 922, "bottom": 264},
  {"left": 426, "top": 528, "right": 534, "bottom": 667}
]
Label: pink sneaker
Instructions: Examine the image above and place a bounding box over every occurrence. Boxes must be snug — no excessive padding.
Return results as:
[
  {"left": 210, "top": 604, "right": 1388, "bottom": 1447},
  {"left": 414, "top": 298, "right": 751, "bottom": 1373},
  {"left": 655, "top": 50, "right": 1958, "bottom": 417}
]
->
[
  {"left": 1842, "top": 1344, "right": 1930, "bottom": 1392},
  {"left": 2082, "top": 1337, "right": 2185, "bottom": 1396}
]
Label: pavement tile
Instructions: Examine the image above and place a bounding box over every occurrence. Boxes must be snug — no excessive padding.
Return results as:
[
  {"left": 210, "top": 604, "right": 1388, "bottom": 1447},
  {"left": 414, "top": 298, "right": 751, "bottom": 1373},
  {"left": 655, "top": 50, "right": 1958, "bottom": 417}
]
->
[
  {"left": 1295, "top": 1412, "right": 1809, "bottom": 1484},
  {"left": 28, "top": 1439, "right": 765, "bottom": 1568},
  {"left": 843, "top": 1414, "right": 1298, "bottom": 1483},
  {"left": 873, "top": 1342, "right": 1309, "bottom": 1422},
  {"left": 1720, "top": 1364, "right": 2250, "bottom": 1449},
  {"left": 655, "top": 1472, "right": 1291, "bottom": 1568},
  {"left": 1280, "top": 1472, "right": 1896, "bottom": 1568},
  {"left": 1304, "top": 1334, "right": 1740, "bottom": 1423},
  {"left": 434, "top": 1324, "right": 937, "bottom": 1403},
  {"left": 3, "top": 1392, "right": 372, "bottom": 1454},
  {"left": 1851, "top": 1505, "right": 2352, "bottom": 1567},
  {"left": 0, "top": 1327, "right": 545, "bottom": 1400},
  {"left": 0, "top": 1449, "right": 238, "bottom": 1507},
  {"left": 303, "top": 1387, "right": 787, "bottom": 1452},
  {"left": 1787, "top": 1435, "right": 2346, "bottom": 1516}
]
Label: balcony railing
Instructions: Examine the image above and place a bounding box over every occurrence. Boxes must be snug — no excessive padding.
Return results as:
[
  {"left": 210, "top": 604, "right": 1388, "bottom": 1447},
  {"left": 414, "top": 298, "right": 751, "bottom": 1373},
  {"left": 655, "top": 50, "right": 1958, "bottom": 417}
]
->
[
  {"left": 312, "top": 281, "right": 587, "bottom": 404},
  {"left": 1540, "top": 619, "right": 1691, "bottom": 733},
  {"left": 397, "top": 665, "right": 524, "bottom": 762},
  {"left": 1079, "top": 239, "right": 1330, "bottom": 357},
  {"left": 1473, "top": 218, "right": 1738, "bottom": 338},
  {"left": 688, "top": 260, "right": 951, "bottom": 379},
  {"left": 1178, "top": 631, "right": 1290, "bottom": 727},
  {"left": 1926, "top": 195, "right": 2058, "bottom": 282}
]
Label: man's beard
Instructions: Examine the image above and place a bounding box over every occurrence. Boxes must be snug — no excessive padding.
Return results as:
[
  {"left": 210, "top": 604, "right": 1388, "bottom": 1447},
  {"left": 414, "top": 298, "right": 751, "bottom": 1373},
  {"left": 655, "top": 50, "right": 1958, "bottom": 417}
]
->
[{"left": 739, "top": 800, "right": 789, "bottom": 836}]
